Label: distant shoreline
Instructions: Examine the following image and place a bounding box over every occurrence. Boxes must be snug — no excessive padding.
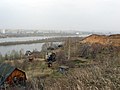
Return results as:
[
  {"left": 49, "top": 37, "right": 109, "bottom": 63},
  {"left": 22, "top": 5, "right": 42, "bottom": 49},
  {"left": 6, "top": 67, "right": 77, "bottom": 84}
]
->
[
  {"left": 0, "top": 37, "right": 83, "bottom": 46},
  {"left": 0, "top": 33, "right": 77, "bottom": 39}
]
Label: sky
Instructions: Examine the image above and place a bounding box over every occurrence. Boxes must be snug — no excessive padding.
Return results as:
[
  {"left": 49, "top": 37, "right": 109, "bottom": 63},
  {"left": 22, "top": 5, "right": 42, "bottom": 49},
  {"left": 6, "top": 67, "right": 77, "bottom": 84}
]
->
[{"left": 0, "top": 0, "right": 120, "bottom": 33}]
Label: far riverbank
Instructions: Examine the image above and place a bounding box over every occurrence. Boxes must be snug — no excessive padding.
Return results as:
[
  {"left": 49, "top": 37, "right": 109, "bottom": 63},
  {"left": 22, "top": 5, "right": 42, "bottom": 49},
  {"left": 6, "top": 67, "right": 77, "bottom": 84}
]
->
[{"left": 0, "top": 36, "right": 84, "bottom": 46}]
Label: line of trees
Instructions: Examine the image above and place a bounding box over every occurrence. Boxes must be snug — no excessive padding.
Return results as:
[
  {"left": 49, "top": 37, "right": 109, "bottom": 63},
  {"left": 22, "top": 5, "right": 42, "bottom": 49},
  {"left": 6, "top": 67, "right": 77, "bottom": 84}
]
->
[{"left": 0, "top": 49, "right": 25, "bottom": 62}]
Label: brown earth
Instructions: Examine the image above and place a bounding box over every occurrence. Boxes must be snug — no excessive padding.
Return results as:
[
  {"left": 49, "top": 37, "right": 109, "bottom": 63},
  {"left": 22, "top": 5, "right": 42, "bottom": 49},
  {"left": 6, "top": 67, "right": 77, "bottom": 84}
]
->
[{"left": 81, "top": 34, "right": 120, "bottom": 46}]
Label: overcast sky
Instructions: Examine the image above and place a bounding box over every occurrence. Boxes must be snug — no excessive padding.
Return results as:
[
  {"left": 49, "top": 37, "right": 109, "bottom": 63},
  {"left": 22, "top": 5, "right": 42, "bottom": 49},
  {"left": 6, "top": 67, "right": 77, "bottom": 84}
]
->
[{"left": 0, "top": 0, "right": 120, "bottom": 33}]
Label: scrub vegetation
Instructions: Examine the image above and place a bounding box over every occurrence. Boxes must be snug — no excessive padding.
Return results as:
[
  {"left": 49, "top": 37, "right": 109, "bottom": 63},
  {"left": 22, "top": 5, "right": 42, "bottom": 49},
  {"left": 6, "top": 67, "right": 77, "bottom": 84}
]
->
[{"left": 0, "top": 34, "right": 120, "bottom": 90}]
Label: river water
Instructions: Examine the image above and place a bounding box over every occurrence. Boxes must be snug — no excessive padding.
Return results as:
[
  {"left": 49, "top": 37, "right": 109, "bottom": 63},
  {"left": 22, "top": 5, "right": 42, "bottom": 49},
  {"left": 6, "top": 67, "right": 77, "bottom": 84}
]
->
[
  {"left": 0, "top": 36, "right": 64, "bottom": 56},
  {"left": 0, "top": 36, "right": 56, "bottom": 43},
  {"left": 0, "top": 35, "right": 89, "bottom": 56},
  {"left": 0, "top": 43, "right": 44, "bottom": 56}
]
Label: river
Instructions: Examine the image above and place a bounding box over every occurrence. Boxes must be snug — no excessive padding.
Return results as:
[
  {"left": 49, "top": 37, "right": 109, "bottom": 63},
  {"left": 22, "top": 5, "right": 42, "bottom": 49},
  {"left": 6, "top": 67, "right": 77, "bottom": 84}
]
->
[
  {"left": 0, "top": 34, "right": 90, "bottom": 56},
  {"left": 0, "top": 34, "right": 89, "bottom": 43},
  {"left": 0, "top": 43, "right": 44, "bottom": 56},
  {"left": 0, "top": 36, "right": 56, "bottom": 43}
]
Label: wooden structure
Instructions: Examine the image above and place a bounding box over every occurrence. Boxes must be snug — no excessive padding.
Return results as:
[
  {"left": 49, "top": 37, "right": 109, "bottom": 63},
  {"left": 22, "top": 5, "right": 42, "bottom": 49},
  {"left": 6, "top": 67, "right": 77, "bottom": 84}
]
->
[{"left": 0, "top": 63, "right": 27, "bottom": 87}]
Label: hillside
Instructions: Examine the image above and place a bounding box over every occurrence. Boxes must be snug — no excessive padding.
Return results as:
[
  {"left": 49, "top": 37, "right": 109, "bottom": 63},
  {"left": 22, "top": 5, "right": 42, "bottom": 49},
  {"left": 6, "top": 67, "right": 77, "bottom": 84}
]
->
[
  {"left": 40, "top": 34, "right": 120, "bottom": 90},
  {"left": 0, "top": 35, "right": 120, "bottom": 90}
]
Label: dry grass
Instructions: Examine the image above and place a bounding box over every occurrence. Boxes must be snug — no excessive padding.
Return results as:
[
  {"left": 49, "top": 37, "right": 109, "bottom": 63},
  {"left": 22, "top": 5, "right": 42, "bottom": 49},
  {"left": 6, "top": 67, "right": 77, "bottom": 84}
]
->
[
  {"left": 2, "top": 36, "right": 120, "bottom": 90},
  {"left": 3, "top": 55, "right": 120, "bottom": 90},
  {"left": 41, "top": 55, "right": 120, "bottom": 90}
]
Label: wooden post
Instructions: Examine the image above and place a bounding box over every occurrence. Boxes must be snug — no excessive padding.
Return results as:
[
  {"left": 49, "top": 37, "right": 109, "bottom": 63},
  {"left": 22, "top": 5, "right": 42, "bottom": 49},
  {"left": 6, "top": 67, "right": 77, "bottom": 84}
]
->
[
  {"left": 75, "top": 39, "right": 77, "bottom": 57},
  {"left": 68, "top": 38, "right": 70, "bottom": 60}
]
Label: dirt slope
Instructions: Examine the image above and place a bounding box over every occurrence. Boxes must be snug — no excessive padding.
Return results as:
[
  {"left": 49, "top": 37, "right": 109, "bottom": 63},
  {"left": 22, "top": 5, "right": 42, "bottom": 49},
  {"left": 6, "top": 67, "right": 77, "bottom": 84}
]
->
[{"left": 81, "top": 34, "right": 120, "bottom": 46}]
